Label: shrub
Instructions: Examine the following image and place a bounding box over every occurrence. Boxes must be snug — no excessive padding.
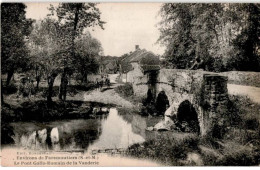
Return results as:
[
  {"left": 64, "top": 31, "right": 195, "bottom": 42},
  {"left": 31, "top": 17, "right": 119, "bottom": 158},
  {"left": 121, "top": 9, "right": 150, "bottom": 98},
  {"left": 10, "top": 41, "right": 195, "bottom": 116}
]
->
[
  {"left": 114, "top": 83, "right": 134, "bottom": 97},
  {"left": 215, "top": 142, "right": 258, "bottom": 166},
  {"left": 2, "top": 83, "right": 18, "bottom": 95},
  {"left": 127, "top": 135, "right": 199, "bottom": 165},
  {"left": 228, "top": 95, "right": 260, "bottom": 130}
]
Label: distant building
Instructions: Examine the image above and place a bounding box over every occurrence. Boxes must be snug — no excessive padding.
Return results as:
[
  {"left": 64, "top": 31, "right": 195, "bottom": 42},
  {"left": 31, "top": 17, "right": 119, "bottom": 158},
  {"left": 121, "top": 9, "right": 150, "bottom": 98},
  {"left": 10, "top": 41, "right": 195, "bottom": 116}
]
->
[
  {"left": 120, "top": 45, "right": 160, "bottom": 85},
  {"left": 98, "top": 56, "right": 119, "bottom": 74}
]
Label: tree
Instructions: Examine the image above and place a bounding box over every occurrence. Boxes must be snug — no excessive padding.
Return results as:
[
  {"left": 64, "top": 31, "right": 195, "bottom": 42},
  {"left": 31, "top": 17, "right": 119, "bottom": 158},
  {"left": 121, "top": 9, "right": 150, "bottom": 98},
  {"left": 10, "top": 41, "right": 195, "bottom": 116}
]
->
[
  {"left": 74, "top": 33, "right": 102, "bottom": 83},
  {"left": 27, "top": 22, "right": 47, "bottom": 90},
  {"left": 1, "top": 3, "right": 34, "bottom": 86},
  {"left": 158, "top": 3, "right": 195, "bottom": 69},
  {"left": 49, "top": 3, "right": 105, "bottom": 101},
  {"left": 158, "top": 3, "right": 260, "bottom": 72},
  {"left": 27, "top": 18, "right": 71, "bottom": 103},
  {"left": 227, "top": 4, "right": 260, "bottom": 71}
]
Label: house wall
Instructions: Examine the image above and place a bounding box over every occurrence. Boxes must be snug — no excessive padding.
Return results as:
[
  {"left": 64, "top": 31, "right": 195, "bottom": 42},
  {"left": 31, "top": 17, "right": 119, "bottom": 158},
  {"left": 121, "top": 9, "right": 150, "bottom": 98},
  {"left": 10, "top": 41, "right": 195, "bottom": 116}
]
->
[
  {"left": 126, "top": 62, "right": 149, "bottom": 97},
  {"left": 126, "top": 63, "right": 143, "bottom": 83}
]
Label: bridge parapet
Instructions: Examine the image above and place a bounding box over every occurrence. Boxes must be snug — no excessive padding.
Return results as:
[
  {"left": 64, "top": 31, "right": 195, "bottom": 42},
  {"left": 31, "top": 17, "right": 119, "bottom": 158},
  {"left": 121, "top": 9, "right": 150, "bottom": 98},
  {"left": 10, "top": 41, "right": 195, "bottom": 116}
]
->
[{"left": 131, "top": 68, "right": 229, "bottom": 137}]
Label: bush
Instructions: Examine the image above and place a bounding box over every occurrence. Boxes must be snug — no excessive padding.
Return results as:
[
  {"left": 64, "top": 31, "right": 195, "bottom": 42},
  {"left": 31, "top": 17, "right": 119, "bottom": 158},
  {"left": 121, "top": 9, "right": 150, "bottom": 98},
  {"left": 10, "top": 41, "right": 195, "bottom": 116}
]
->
[
  {"left": 40, "top": 83, "right": 95, "bottom": 98},
  {"left": 2, "top": 83, "right": 18, "bottom": 95},
  {"left": 228, "top": 95, "right": 260, "bottom": 129},
  {"left": 41, "top": 86, "right": 59, "bottom": 98},
  {"left": 127, "top": 135, "right": 199, "bottom": 165},
  {"left": 212, "top": 57, "right": 226, "bottom": 72},
  {"left": 114, "top": 83, "right": 134, "bottom": 97},
  {"left": 215, "top": 141, "right": 259, "bottom": 166}
]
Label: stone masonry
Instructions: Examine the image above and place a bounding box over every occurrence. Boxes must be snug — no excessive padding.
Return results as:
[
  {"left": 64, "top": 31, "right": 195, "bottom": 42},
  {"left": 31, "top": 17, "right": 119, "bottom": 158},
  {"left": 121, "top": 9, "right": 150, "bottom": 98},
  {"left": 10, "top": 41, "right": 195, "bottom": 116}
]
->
[{"left": 131, "top": 69, "right": 229, "bottom": 136}]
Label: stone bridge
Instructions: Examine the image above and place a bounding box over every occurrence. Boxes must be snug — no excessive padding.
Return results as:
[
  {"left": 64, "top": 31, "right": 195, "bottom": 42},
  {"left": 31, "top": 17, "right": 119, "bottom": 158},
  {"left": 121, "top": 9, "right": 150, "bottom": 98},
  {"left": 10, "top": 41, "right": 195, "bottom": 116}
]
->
[{"left": 131, "top": 69, "right": 229, "bottom": 136}]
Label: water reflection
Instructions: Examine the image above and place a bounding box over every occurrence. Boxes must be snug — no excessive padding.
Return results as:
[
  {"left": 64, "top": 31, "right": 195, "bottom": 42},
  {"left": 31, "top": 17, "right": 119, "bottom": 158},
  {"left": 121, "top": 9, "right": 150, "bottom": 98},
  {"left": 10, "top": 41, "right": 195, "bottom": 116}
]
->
[
  {"left": 119, "top": 112, "right": 166, "bottom": 141},
  {"left": 9, "top": 108, "right": 146, "bottom": 151},
  {"left": 88, "top": 108, "right": 145, "bottom": 151},
  {"left": 11, "top": 118, "right": 103, "bottom": 151}
]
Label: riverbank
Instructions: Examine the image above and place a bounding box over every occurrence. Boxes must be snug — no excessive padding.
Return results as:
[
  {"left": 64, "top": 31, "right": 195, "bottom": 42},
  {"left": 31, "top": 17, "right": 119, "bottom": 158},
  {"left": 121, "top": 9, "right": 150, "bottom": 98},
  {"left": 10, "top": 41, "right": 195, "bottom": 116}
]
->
[
  {"left": 112, "top": 78, "right": 260, "bottom": 165},
  {"left": 123, "top": 95, "right": 260, "bottom": 166},
  {"left": 2, "top": 74, "right": 128, "bottom": 123},
  {"left": 126, "top": 134, "right": 260, "bottom": 166},
  {"left": 83, "top": 79, "right": 136, "bottom": 109},
  {"left": 2, "top": 73, "right": 260, "bottom": 166},
  {"left": 2, "top": 100, "right": 115, "bottom": 122}
]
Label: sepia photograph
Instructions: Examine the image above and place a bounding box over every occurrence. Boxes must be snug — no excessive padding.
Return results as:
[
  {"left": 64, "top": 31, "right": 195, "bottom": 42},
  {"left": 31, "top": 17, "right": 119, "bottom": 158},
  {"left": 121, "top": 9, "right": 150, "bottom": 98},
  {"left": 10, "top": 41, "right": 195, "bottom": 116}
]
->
[{"left": 1, "top": 1, "right": 260, "bottom": 167}]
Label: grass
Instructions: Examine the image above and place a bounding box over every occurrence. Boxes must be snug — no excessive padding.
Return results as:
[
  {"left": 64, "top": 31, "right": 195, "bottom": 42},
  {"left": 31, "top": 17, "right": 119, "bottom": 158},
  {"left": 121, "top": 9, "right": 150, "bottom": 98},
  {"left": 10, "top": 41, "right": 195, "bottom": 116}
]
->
[
  {"left": 126, "top": 134, "right": 200, "bottom": 166},
  {"left": 113, "top": 82, "right": 260, "bottom": 165},
  {"left": 114, "top": 83, "right": 134, "bottom": 97},
  {"left": 124, "top": 94, "right": 260, "bottom": 166},
  {"left": 39, "top": 83, "right": 96, "bottom": 98},
  {"left": 114, "top": 83, "right": 144, "bottom": 105},
  {"left": 2, "top": 74, "right": 260, "bottom": 165}
]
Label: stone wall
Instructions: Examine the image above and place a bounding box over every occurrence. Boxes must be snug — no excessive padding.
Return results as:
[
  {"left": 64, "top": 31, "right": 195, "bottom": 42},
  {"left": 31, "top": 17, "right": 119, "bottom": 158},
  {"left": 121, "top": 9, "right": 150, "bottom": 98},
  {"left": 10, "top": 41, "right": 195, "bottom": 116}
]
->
[
  {"left": 131, "top": 68, "right": 229, "bottom": 136},
  {"left": 132, "top": 74, "right": 149, "bottom": 97},
  {"left": 127, "top": 63, "right": 143, "bottom": 83},
  {"left": 128, "top": 63, "right": 149, "bottom": 97},
  {"left": 199, "top": 74, "right": 229, "bottom": 136}
]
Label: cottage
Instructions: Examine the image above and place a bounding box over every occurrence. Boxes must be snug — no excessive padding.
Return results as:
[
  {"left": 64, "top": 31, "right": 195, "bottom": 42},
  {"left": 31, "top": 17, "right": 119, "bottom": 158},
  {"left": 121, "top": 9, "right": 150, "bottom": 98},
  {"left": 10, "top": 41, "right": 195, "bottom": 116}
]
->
[
  {"left": 119, "top": 45, "right": 160, "bottom": 100},
  {"left": 96, "top": 55, "right": 120, "bottom": 74},
  {"left": 120, "top": 45, "right": 160, "bottom": 85}
]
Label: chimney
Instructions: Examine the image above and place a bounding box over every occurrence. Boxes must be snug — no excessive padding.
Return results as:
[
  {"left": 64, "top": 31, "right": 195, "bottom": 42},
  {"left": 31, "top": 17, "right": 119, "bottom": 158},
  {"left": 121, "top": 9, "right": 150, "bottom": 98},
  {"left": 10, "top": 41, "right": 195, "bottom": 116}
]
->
[{"left": 135, "top": 45, "right": 140, "bottom": 50}]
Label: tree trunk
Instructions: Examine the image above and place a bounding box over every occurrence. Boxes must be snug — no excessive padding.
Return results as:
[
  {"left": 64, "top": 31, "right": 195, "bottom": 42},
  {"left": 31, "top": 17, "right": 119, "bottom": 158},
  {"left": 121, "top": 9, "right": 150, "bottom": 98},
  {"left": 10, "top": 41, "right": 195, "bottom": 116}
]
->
[
  {"left": 81, "top": 71, "right": 87, "bottom": 84},
  {"left": 36, "top": 79, "right": 40, "bottom": 89},
  {"left": 58, "top": 74, "right": 63, "bottom": 100},
  {"left": 35, "top": 66, "right": 41, "bottom": 90},
  {"left": 47, "top": 73, "right": 57, "bottom": 104},
  {"left": 1, "top": 79, "right": 4, "bottom": 105},
  {"left": 59, "top": 72, "right": 68, "bottom": 101},
  {"left": 6, "top": 69, "right": 14, "bottom": 86}
]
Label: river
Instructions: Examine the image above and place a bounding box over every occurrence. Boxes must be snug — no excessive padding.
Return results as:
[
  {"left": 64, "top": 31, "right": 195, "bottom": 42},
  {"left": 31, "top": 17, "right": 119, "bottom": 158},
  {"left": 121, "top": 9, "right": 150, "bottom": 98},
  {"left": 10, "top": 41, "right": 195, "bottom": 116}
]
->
[{"left": 4, "top": 108, "right": 164, "bottom": 152}]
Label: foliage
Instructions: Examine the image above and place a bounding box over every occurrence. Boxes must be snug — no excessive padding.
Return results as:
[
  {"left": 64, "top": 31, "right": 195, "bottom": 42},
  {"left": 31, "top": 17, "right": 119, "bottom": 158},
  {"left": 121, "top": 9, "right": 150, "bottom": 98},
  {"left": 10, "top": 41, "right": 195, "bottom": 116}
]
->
[
  {"left": 48, "top": 3, "right": 105, "bottom": 100},
  {"left": 158, "top": 4, "right": 194, "bottom": 69},
  {"left": 114, "top": 83, "right": 143, "bottom": 106},
  {"left": 114, "top": 83, "right": 134, "bottom": 97},
  {"left": 226, "top": 4, "right": 260, "bottom": 71},
  {"left": 50, "top": 3, "right": 105, "bottom": 36},
  {"left": 26, "top": 3, "right": 105, "bottom": 101},
  {"left": 48, "top": 3, "right": 105, "bottom": 69},
  {"left": 158, "top": 3, "right": 260, "bottom": 72},
  {"left": 127, "top": 135, "right": 199, "bottom": 165},
  {"left": 1, "top": 3, "right": 34, "bottom": 84},
  {"left": 74, "top": 33, "right": 103, "bottom": 83},
  {"left": 228, "top": 95, "right": 260, "bottom": 131},
  {"left": 27, "top": 18, "right": 70, "bottom": 78},
  {"left": 2, "top": 83, "right": 18, "bottom": 95}
]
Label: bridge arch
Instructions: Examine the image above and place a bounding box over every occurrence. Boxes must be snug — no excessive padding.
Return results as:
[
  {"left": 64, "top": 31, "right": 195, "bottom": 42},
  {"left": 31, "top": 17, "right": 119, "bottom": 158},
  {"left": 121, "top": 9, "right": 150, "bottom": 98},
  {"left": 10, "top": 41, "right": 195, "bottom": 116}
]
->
[
  {"left": 176, "top": 100, "right": 200, "bottom": 133},
  {"left": 132, "top": 68, "right": 229, "bottom": 137},
  {"left": 155, "top": 91, "right": 170, "bottom": 115}
]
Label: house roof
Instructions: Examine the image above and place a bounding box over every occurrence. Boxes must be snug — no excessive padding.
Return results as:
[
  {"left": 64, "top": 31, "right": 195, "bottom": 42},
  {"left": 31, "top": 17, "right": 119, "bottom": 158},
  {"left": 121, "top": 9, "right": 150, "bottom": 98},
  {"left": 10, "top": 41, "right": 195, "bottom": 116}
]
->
[
  {"left": 121, "top": 49, "right": 146, "bottom": 63},
  {"left": 106, "top": 62, "right": 117, "bottom": 70},
  {"left": 141, "top": 65, "right": 161, "bottom": 72},
  {"left": 120, "top": 49, "right": 160, "bottom": 73}
]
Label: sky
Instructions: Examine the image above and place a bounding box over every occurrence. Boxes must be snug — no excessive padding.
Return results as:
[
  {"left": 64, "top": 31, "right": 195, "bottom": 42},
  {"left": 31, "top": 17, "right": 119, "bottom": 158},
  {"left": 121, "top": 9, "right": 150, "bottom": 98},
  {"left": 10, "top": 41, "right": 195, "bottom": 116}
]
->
[{"left": 25, "top": 2, "right": 165, "bottom": 57}]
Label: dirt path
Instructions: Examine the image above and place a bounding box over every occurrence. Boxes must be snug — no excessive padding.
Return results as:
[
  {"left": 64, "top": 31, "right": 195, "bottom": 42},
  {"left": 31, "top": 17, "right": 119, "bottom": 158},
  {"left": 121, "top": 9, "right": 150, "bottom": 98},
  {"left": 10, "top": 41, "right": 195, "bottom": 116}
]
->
[
  {"left": 83, "top": 74, "right": 134, "bottom": 108},
  {"left": 228, "top": 84, "right": 260, "bottom": 104}
]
